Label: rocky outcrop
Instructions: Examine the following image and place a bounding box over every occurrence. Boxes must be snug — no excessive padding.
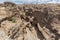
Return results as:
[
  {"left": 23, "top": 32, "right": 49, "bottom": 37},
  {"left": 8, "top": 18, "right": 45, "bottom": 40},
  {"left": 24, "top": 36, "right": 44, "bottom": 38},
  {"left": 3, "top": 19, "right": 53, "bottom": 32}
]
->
[{"left": 0, "top": 2, "right": 60, "bottom": 40}]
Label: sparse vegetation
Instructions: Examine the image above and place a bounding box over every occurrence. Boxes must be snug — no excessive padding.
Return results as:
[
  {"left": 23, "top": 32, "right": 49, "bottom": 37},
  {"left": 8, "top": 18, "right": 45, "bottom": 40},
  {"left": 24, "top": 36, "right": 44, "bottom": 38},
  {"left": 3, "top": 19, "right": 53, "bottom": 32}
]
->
[{"left": 9, "top": 17, "right": 16, "bottom": 23}]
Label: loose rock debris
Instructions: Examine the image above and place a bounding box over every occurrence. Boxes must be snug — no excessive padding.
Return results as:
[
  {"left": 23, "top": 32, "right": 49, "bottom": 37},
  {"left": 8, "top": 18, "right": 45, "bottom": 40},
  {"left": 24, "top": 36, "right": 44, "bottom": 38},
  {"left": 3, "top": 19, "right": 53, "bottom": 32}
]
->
[{"left": 0, "top": 2, "right": 60, "bottom": 40}]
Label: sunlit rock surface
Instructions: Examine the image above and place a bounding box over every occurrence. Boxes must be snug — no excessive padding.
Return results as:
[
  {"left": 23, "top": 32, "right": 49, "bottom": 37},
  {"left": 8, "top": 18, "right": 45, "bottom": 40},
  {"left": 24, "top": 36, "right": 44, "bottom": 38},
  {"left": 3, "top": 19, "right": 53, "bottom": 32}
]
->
[{"left": 0, "top": 2, "right": 60, "bottom": 40}]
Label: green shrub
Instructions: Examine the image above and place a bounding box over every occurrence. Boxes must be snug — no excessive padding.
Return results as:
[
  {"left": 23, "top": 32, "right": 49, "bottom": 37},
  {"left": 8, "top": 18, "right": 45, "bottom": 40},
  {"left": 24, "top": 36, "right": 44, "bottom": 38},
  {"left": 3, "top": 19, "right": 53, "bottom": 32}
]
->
[{"left": 9, "top": 17, "right": 16, "bottom": 23}]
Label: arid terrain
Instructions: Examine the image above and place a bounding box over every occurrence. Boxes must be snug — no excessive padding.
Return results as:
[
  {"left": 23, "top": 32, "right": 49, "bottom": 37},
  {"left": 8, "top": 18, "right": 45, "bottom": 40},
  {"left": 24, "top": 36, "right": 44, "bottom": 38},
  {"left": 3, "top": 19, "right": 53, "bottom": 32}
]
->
[{"left": 0, "top": 2, "right": 60, "bottom": 40}]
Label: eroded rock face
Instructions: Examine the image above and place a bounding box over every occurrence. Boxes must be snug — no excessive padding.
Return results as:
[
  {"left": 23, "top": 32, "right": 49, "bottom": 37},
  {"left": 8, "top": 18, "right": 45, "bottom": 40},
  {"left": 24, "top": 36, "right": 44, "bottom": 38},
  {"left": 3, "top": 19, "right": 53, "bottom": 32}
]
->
[
  {"left": 0, "top": 28, "right": 12, "bottom": 40},
  {"left": 0, "top": 2, "right": 60, "bottom": 40},
  {"left": 0, "top": 7, "right": 7, "bottom": 20}
]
